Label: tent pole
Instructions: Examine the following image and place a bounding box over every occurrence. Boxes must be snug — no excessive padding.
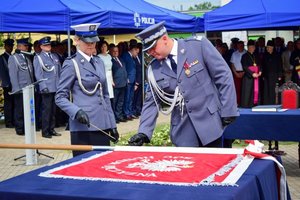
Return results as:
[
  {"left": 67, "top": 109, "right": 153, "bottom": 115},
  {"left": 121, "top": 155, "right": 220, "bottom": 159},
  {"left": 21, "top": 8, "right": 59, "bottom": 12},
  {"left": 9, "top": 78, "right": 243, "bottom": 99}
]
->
[
  {"left": 142, "top": 52, "right": 145, "bottom": 101},
  {"left": 67, "top": 28, "right": 71, "bottom": 57}
]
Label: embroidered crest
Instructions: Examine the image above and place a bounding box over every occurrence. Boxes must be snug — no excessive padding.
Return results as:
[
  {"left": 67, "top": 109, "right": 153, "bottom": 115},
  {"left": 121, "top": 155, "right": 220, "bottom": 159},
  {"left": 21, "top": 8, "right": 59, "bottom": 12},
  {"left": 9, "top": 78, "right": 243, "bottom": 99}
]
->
[
  {"left": 89, "top": 25, "right": 96, "bottom": 31},
  {"left": 126, "top": 157, "right": 194, "bottom": 172}
]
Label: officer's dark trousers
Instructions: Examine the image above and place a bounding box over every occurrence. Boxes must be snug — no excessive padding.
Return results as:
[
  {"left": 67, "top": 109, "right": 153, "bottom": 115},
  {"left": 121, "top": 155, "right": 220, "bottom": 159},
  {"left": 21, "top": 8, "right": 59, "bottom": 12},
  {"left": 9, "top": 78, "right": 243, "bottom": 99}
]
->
[
  {"left": 14, "top": 93, "right": 24, "bottom": 134},
  {"left": 70, "top": 131, "right": 110, "bottom": 157},
  {"left": 34, "top": 92, "right": 42, "bottom": 130},
  {"left": 41, "top": 93, "right": 56, "bottom": 135},
  {"left": 133, "top": 85, "right": 142, "bottom": 116},
  {"left": 3, "top": 87, "right": 14, "bottom": 127},
  {"left": 113, "top": 86, "right": 126, "bottom": 120},
  {"left": 123, "top": 83, "right": 134, "bottom": 117}
]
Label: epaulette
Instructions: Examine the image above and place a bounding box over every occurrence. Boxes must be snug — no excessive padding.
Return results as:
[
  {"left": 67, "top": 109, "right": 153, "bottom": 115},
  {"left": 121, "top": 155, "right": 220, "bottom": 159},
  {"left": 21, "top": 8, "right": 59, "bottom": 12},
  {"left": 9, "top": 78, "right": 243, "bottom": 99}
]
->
[
  {"left": 65, "top": 54, "right": 76, "bottom": 60},
  {"left": 149, "top": 58, "right": 157, "bottom": 65},
  {"left": 186, "top": 35, "right": 203, "bottom": 41}
]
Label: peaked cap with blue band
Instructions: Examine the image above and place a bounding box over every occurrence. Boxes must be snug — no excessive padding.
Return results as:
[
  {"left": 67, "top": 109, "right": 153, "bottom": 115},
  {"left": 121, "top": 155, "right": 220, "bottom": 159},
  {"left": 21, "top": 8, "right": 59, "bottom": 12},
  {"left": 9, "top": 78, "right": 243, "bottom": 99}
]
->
[
  {"left": 71, "top": 23, "right": 100, "bottom": 43},
  {"left": 135, "top": 21, "right": 167, "bottom": 51},
  {"left": 16, "top": 38, "right": 29, "bottom": 45},
  {"left": 39, "top": 36, "right": 51, "bottom": 45}
]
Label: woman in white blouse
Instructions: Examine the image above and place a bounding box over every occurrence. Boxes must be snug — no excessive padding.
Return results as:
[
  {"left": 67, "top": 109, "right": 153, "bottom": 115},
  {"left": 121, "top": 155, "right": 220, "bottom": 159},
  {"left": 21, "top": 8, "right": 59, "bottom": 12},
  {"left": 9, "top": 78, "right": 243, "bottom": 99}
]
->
[{"left": 98, "top": 41, "right": 114, "bottom": 105}]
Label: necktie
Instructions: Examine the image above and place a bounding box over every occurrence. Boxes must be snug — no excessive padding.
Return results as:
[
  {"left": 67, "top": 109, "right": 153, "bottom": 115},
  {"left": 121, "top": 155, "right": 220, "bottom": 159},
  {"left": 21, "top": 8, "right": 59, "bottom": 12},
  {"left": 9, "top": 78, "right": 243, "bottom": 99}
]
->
[
  {"left": 168, "top": 54, "right": 177, "bottom": 73},
  {"left": 90, "top": 57, "right": 96, "bottom": 70},
  {"left": 115, "top": 57, "right": 122, "bottom": 67},
  {"left": 48, "top": 52, "right": 53, "bottom": 61}
]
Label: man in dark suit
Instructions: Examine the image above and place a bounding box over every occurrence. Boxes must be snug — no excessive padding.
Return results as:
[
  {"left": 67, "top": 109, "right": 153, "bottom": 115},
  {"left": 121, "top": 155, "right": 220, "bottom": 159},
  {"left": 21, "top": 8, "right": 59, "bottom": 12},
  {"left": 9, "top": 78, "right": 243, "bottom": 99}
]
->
[
  {"left": 0, "top": 39, "right": 15, "bottom": 128},
  {"left": 121, "top": 40, "right": 139, "bottom": 120},
  {"left": 132, "top": 42, "right": 143, "bottom": 117},
  {"left": 111, "top": 46, "right": 127, "bottom": 123},
  {"left": 129, "top": 21, "right": 239, "bottom": 147}
]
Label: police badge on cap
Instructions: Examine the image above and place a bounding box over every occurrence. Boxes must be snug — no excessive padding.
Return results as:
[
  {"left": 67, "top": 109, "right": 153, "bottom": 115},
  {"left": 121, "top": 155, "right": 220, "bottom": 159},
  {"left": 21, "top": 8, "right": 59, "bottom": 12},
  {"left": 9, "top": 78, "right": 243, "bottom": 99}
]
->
[
  {"left": 135, "top": 21, "right": 167, "bottom": 51},
  {"left": 71, "top": 23, "right": 100, "bottom": 43},
  {"left": 39, "top": 36, "right": 51, "bottom": 45}
]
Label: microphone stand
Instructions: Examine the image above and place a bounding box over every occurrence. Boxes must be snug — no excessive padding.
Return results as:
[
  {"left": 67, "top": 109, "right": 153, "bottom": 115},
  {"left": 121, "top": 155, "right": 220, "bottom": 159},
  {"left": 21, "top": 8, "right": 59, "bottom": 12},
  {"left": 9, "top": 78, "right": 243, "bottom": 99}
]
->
[{"left": 11, "top": 79, "right": 54, "bottom": 165}]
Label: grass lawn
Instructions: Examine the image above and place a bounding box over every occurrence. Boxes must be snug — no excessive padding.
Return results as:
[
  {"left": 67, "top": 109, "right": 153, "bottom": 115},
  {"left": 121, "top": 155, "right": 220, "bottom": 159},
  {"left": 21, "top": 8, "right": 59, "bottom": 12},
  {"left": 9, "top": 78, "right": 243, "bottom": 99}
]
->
[{"left": 115, "top": 123, "right": 298, "bottom": 148}]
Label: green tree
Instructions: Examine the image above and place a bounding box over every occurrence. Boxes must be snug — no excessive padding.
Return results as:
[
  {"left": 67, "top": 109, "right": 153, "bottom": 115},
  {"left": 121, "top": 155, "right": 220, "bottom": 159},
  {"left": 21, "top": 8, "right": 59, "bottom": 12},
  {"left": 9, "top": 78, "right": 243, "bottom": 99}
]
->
[{"left": 188, "top": 2, "right": 219, "bottom": 11}]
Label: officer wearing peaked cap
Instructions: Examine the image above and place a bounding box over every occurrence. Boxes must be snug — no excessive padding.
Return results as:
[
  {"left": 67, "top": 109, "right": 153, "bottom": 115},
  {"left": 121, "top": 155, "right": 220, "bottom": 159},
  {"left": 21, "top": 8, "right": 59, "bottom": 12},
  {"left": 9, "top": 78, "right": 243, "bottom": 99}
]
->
[
  {"left": 0, "top": 39, "right": 15, "bottom": 128},
  {"left": 55, "top": 23, "right": 119, "bottom": 156},
  {"left": 8, "top": 37, "right": 35, "bottom": 136},
  {"left": 129, "top": 21, "right": 239, "bottom": 147},
  {"left": 34, "top": 36, "right": 62, "bottom": 138}
]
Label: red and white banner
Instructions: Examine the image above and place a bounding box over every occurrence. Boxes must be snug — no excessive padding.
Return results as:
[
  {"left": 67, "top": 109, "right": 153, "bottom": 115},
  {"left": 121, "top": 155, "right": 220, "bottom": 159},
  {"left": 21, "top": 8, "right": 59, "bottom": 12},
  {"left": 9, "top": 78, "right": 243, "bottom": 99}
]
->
[
  {"left": 40, "top": 148, "right": 252, "bottom": 187},
  {"left": 39, "top": 144, "right": 287, "bottom": 200}
]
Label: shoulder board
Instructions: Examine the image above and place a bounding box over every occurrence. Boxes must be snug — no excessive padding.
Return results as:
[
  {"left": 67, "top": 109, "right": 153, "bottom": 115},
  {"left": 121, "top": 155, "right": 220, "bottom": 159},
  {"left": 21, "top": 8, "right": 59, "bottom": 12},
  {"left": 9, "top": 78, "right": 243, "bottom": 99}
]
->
[
  {"left": 65, "top": 54, "right": 76, "bottom": 60},
  {"left": 186, "top": 35, "right": 203, "bottom": 41},
  {"left": 148, "top": 58, "right": 157, "bottom": 66}
]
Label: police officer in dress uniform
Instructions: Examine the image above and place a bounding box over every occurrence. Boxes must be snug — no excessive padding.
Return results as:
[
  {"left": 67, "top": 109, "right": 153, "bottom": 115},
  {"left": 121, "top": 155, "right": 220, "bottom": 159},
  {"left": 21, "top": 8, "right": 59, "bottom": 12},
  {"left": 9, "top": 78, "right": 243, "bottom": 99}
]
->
[
  {"left": 34, "top": 36, "right": 62, "bottom": 138},
  {"left": 55, "top": 23, "right": 119, "bottom": 156},
  {"left": 0, "top": 39, "right": 15, "bottom": 128},
  {"left": 129, "top": 21, "right": 239, "bottom": 147},
  {"left": 8, "top": 38, "right": 34, "bottom": 135}
]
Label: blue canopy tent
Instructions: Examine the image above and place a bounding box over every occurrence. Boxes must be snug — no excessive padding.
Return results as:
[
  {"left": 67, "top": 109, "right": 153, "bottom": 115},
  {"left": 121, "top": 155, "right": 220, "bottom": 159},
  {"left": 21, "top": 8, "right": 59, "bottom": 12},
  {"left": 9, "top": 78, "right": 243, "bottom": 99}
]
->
[
  {"left": 204, "top": 0, "right": 300, "bottom": 31},
  {"left": 0, "top": 0, "right": 70, "bottom": 32},
  {"left": 78, "top": 0, "right": 204, "bottom": 34},
  {"left": 0, "top": 0, "right": 203, "bottom": 34}
]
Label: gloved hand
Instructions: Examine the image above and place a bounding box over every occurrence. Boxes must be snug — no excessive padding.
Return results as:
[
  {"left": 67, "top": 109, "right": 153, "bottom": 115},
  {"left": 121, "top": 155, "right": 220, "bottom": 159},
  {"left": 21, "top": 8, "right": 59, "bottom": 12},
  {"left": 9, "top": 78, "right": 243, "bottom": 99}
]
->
[
  {"left": 75, "top": 109, "right": 90, "bottom": 127},
  {"left": 109, "top": 128, "right": 119, "bottom": 143},
  {"left": 221, "top": 116, "right": 236, "bottom": 127},
  {"left": 128, "top": 133, "right": 150, "bottom": 146},
  {"left": 41, "top": 88, "right": 49, "bottom": 93}
]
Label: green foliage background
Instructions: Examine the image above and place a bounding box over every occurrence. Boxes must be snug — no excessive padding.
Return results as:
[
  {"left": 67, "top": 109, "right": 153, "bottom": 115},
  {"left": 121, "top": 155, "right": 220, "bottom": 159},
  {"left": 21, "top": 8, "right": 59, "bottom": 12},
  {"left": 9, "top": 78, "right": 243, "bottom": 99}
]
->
[{"left": 116, "top": 124, "right": 172, "bottom": 146}]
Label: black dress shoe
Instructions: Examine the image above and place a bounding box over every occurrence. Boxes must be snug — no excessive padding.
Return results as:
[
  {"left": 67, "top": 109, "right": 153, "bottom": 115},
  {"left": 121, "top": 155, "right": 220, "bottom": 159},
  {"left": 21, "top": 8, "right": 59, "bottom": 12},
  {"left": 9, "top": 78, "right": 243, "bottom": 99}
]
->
[
  {"left": 6, "top": 124, "right": 14, "bottom": 128},
  {"left": 16, "top": 132, "right": 24, "bottom": 136},
  {"left": 51, "top": 130, "right": 61, "bottom": 136},
  {"left": 131, "top": 115, "right": 139, "bottom": 119},
  {"left": 126, "top": 116, "right": 133, "bottom": 121},
  {"left": 118, "top": 118, "right": 127, "bottom": 122},
  {"left": 42, "top": 133, "right": 52, "bottom": 138}
]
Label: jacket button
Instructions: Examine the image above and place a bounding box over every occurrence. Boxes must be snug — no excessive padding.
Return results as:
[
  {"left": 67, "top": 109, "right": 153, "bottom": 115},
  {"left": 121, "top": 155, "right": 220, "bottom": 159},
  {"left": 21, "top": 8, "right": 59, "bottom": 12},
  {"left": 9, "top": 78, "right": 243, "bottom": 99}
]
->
[
  {"left": 178, "top": 79, "right": 181, "bottom": 83},
  {"left": 189, "top": 109, "right": 192, "bottom": 113},
  {"left": 186, "top": 100, "right": 189, "bottom": 103}
]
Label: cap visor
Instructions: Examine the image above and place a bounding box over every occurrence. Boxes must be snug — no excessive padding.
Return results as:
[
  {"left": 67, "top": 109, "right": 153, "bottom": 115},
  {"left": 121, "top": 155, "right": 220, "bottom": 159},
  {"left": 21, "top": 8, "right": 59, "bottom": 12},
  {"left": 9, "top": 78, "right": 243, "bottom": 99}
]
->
[
  {"left": 143, "top": 40, "right": 157, "bottom": 52},
  {"left": 81, "top": 36, "right": 99, "bottom": 43},
  {"left": 41, "top": 42, "right": 51, "bottom": 46}
]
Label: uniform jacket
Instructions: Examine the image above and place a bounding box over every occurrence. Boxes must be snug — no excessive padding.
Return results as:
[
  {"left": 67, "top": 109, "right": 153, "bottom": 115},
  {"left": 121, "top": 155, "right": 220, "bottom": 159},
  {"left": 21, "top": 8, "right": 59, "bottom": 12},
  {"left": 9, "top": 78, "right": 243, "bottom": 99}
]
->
[
  {"left": 33, "top": 51, "right": 61, "bottom": 93},
  {"left": 112, "top": 57, "right": 127, "bottom": 88},
  {"left": 0, "top": 52, "right": 11, "bottom": 87},
  {"left": 55, "top": 52, "right": 116, "bottom": 132},
  {"left": 138, "top": 37, "right": 239, "bottom": 146},
  {"left": 8, "top": 53, "right": 34, "bottom": 93},
  {"left": 121, "top": 51, "right": 136, "bottom": 84}
]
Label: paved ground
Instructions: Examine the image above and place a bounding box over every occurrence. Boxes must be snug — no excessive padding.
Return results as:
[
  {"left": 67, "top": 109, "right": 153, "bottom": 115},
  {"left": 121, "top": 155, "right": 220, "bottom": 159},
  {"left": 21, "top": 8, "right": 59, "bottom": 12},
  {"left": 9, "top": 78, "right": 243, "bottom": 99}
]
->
[{"left": 0, "top": 114, "right": 299, "bottom": 199}]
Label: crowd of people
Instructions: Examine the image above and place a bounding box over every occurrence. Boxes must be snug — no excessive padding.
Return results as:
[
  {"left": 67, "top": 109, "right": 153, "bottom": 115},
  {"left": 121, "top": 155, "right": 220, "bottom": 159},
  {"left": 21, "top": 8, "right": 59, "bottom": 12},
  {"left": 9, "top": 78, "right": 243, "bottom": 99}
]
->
[
  {"left": 0, "top": 31, "right": 144, "bottom": 140},
  {"left": 215, "top": 36, "right": 300, "bottom": 108}
]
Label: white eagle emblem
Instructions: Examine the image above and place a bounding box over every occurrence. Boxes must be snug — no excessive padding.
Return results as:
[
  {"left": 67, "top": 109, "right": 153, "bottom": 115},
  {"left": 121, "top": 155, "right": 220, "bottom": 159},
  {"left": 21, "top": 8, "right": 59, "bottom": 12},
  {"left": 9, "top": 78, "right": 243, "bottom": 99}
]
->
[{"left": 126, "top": 159, "right": 194, "bottom": 172}]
